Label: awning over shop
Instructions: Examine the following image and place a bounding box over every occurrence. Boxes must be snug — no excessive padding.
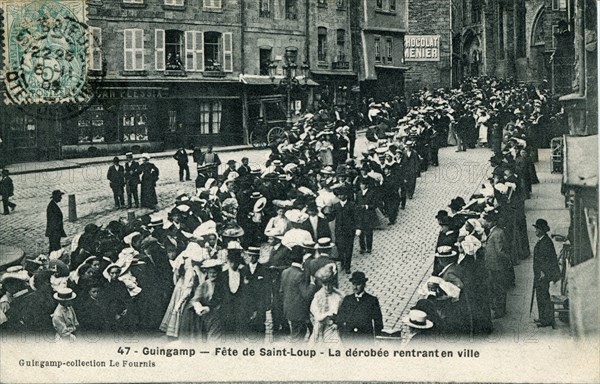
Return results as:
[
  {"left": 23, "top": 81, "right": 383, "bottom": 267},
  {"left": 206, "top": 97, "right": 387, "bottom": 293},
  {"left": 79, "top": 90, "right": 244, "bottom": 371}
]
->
[
  {"left": 239, "top": 74, "right": 319, "bottom": 86},
  {"left": 563, "top": 134, "right": 598, "bottom": 187}
]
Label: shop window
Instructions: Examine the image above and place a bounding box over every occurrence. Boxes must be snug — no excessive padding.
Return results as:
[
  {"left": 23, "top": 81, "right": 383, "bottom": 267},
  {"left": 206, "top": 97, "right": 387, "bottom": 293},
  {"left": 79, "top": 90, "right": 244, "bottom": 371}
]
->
[
  {"left": 260, "top": 48, "right": 272, "bottom": 75},
  {"left": 374, "top": 36, "right": 381, "bottom": 62},
  {"left": 122, "top": 105, "right": 149, "bottom": 142},
  {"left": 199, "top": 102, "right": 222, "bottom": 134},
  {"left": 317, "top": 27, "right": 328, "bottom": 62},
  {"left": 165, "top": 30, "right": 185, "bottom": 70},
  {"left": 9, "top": 115, "right": 37, "bottom": 148},
  {"left": 260, "top": 0, "right": 271, "bottom": 17},
  {"left": 78, "top": 105, "right": 105, "bottom": 143},
  {"left": 336, "top": 29, "right": 346, "bottom": 61},
  {"left": 89, "top": 27, "right": 103, "bottom": 71},
  {"left": 204, "top": 0, "right": 221, "bottom": 9},
  {"left": 124, "top": 29, "right": 144, "bottom": 71},
  {"left": 386, "top": 37, "right": 393, "bottom": 63},
  {"left": 285, "top": 0, "right": 297, "bottom": 20}
]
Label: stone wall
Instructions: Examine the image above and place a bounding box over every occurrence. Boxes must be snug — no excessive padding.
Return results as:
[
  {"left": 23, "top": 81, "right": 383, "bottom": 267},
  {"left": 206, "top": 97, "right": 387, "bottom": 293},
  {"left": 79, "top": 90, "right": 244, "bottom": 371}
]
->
[{"left": 404, "top": 0, "right": 452, "bottom": 96}]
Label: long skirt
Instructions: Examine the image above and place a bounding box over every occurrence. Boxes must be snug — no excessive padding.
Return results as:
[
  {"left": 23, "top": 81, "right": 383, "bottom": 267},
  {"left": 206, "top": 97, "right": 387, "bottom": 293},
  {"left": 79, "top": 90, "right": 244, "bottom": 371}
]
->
[
  {"left": 447, "top": 125, "right": 458, "bottom": 146},
  {"left": 478, "top": 124, "right": 488, "bottom": 144},
  {"left": 179, "top": 304, "right": 224, "bottom": 342},
  {"left": 140, "top": 181, "right": 158, "bottom": 208},
  {"left": 159, "top": 279, "right": 187, "bottom": 337}
]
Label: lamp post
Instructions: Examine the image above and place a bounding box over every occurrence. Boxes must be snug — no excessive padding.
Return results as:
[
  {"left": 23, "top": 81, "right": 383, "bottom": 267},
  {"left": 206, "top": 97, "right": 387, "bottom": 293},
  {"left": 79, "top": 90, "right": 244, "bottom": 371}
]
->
[{"left": 269, "top": 51, "right": 310, "bottom": 127}]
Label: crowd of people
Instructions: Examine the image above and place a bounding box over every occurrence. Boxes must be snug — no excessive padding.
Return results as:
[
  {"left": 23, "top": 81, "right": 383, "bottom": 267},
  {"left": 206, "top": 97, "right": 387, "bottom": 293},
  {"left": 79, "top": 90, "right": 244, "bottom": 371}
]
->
[{"left": 0, "top": 76, "right": 564, "bottom": 343}]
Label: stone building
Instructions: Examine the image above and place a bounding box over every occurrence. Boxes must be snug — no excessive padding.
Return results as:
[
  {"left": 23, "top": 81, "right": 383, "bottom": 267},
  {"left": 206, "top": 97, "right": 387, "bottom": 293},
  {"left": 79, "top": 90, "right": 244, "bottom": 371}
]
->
[{"left": 350, "top": 0, "right": 409, "bottom": 100}]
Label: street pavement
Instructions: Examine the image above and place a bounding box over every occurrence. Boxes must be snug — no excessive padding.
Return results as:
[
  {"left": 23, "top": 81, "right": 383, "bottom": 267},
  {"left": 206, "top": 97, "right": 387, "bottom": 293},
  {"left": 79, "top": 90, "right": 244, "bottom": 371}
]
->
[{"left": 0, "top": 137, "right": 492, "bottom": 337}]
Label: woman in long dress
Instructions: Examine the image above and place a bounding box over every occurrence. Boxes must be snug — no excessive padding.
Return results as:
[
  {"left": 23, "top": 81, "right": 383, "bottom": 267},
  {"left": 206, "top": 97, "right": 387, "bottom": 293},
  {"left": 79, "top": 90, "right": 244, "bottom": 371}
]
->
[
  {"left": 315, "top": 133, "right": 334, "bottom": 166},
  {"left": 477, "top": 110, "right": 490, "bottom": 147},
  {"left": 139, "top": 154, "right": 159, "bottom": 209},
  {"left": 159, "top": 253, "right": 201, "bottom": 338},
  {"left": 180, "top": 259, "right": 225, "bottom": 341},
  {"left": 310, "top": 264, "right": 343, "bottom": 343}
]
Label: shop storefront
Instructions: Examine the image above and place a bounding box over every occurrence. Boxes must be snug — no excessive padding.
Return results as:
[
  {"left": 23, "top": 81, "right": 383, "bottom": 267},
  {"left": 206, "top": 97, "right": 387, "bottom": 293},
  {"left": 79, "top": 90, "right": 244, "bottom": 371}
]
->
[{"left": 310, "top": 72, "right": 358, "bottom": 110}]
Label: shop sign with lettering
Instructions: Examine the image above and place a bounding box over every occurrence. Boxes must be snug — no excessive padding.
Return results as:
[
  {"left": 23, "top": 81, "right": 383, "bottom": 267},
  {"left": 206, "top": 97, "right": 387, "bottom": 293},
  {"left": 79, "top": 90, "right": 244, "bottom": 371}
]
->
[{"left": 404, "top": 35, "right": 441, "bottom": 62}]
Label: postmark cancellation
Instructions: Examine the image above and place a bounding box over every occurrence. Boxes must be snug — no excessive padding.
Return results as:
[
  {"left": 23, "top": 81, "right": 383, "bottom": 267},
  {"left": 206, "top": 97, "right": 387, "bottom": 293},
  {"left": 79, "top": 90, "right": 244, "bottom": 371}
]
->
[{"left": 2, "top": 0, "right": 90, "bottom": 105}]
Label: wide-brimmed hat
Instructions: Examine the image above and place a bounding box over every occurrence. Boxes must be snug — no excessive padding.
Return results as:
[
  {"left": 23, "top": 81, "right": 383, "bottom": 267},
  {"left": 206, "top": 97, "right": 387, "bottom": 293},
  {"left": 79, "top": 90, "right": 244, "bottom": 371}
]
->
[
  {"left": 221, "top": 224, "right": 245, "bottom": 238},
  {"left": 315, "top": 263, "right": 337, "bottom": 284},
  {"left": 435, "top": 210, "right": 449, "bottom": 220},
  {"left": 204, "top": 178, "right": 217, "bottom": 189},
  {"left": 435, "top": 246, "right": 458, "bottom": 258},
  {"left": 320, "top": 166, "right": 335, "bottom": 175},
  {"left": 148, "top": 215, "right": 164, "bottom": 227},
  {"left": 200, "top": 259, "right": 223, "bottom": 270},
  {"left": 316, "top": 237, "right": 333, "bottom": 249},
  {"left": 285, "top": 209, "right": 309, "bottom": 224},
  {"left": 533, "top": 218, "right": 550, "bottom": 232},
  {"left": 53, "top": 288, "right": 77, "bottom": 302},
  {"left": 349, "top": 271, "right": 368, "bottom": 284},
  {"left": 253, "top": 197, "right": 268, "bottom": 213},
  {"left": 402, "top": 309, "right": 433, "bottom": 329},
  {"left": 246, "top": 246, "right": 261, "bottom": 257},
  {"left": 51, "top": 190, "right": 65, "bottom": 199},
  {"left": 448, "top": 197, "right": 465, "bottom": 211},
  {"left": 301, "top": 239, "right": 317, "bottom": 249}
]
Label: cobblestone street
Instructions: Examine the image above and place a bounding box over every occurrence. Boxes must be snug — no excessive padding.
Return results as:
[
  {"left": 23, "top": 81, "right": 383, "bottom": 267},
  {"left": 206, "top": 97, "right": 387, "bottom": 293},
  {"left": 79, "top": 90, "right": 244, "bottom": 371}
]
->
[{"left": 0, "top": 139, "right": 491, "bottom": 334}]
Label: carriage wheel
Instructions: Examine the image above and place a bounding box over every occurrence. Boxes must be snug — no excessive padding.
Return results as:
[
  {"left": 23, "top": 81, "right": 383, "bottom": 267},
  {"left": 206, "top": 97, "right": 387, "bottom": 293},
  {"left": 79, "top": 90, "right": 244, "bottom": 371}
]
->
[
  {"left": 249, "top": 130, "right": 267, "bottom": 148},
  {"left": 267, "top": 126, "right": 286, "bottom": 145}
]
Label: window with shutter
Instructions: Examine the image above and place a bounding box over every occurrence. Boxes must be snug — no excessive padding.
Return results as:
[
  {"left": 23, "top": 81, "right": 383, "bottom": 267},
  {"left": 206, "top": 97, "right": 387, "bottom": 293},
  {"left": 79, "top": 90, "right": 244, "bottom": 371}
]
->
[
  {"left": 185, "top": 30, "right": 195, "bottom": 71},
  {"left": 89, "top": 27, "right": 102, "bottom": 71},
  {"left": 204, "top": 0, "right": 222, "bottom": 9},
  {"left": 222, "top": 32, "right": 233, "bottom": 72},
  {"left": 194, "top": 31, "right": 204, "bottom": 71},
  {"left": 124, "top": 29, "right": 134, "bottom": 70},
  {"left": 134, "top": 30, "right": 144, "bottom": 70},
  {"left": 155, "top": 29, "right": 165, "bottom": 70}
]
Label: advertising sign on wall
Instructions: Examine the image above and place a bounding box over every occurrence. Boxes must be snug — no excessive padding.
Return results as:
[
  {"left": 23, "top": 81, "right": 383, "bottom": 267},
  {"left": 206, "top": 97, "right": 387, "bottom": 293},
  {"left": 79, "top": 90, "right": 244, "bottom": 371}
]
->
[{"left": 404, "top": 35, "right": 441, "bottom": 61}]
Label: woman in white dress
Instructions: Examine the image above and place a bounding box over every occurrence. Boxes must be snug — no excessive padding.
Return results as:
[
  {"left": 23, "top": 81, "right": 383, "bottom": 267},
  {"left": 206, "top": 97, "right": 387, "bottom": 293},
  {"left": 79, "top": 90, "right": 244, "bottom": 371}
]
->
[
  {"left": 477, "top": 109, "right": 490, "bottom": 147},
  {"left": 310, "top": 264, "right": 343, "bottom": 343}
]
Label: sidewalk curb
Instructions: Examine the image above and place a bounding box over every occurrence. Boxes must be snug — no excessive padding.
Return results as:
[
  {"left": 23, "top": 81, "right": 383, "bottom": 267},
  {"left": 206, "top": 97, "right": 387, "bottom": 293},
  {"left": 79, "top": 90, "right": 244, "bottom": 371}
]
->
[{"left": 8, "top": 144, "right": 257, "bottom": 176}]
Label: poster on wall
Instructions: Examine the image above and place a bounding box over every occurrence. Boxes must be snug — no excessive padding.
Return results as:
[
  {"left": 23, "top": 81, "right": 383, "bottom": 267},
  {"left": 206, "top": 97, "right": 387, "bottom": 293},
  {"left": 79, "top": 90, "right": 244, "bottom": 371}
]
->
[{"left": 404, "top": 35, "right": 441, "bottom": 61}]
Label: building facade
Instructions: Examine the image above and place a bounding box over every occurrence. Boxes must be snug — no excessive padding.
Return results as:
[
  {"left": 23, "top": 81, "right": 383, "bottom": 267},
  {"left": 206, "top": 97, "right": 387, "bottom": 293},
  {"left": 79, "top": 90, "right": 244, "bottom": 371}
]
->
[{"left": 351, "top": 0, "right": 409, "bottom": 100}]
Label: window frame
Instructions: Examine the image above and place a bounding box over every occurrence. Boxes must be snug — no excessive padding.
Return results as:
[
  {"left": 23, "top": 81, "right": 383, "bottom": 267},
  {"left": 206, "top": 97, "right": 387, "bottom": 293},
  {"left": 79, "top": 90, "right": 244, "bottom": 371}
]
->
[
  {"left": 89, "top": 26, "right": 103, "bottom": 71},
  {"left": 259, "top": 0, "right": 271, "bottom": 17},
  {"left": 164, "top": 29, "right": 185, "bottom": 71},
  {"left": 374, "top": 36, "right": 381, "bottom": 63},
  {"left": 164, "top": 0, "right": 184, "bottom": 5},
  {"left": 123, "top": 0, "right": 143, "bottom": 3},
  {"left": 317, "top": 27, "right": 328, "bottom": 62},
  {"left": 285, "top": 0, "right": 298, "bottom": 20},
  {"left": 185, "top": 31, "right": 205, "bottom": 72},
  {"left": 124, "top": 28, "right": 144, "bottom": 71},
  {"left": 336, "top": 29, "right": 346, "bottom": 62},
  {"left": 385, "top": 37, "right": 393, "bottom": 63},
  {"left": 203, "top": 0, "right": 222, "bottom": 9}
]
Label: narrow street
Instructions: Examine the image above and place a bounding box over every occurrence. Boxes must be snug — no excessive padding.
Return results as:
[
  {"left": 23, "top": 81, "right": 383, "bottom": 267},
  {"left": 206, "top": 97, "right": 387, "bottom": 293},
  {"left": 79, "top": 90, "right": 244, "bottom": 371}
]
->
[{"left": 0, "top": 138, "right": 491, "bottom": 332}]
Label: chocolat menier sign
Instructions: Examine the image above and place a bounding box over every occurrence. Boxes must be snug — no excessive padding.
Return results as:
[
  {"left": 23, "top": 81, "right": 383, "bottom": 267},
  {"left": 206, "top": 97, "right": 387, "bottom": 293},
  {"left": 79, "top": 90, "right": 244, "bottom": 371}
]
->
[{"left": 404, "top": 35, "right": 441, "bottom": 61}]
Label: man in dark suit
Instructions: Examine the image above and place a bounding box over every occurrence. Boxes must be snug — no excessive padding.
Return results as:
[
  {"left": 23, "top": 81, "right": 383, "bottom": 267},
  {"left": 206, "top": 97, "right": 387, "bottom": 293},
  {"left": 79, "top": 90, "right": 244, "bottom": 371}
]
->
[
  {"left": 173, "top": 147, "right": 191, "bottom": 182},
  {"left": 0, "top": 169, "right": 16, "bottom": 214},
  {"left": 301, "top": 202, "right": 331, "bottom": 242},
  {"left": 46, "top": 190, "right": 66, "bottom": 252},
  {"left": 400, "top": 140, "right": 420, "bottom": 200},
  {"left": 337, "top": 272, "right": 383, "bottom": 341},
  {"left": 532, "top": 218, "right": 561, "bottom": 328},
  {"left": 124, "top": 152, "right": 140, "bottom": 208},
  {"left": 332, "top": 186, "right": 357, "bottom": 274},
  {"left": 240, "top": 246, "right": 271, "bottom": 339},
  {"left": 355, "top": 178, "right": 377, "bottom": 254},
  {"left": 280, "top": 246, "right": 317, "bottom": 341},
  {"left": 106, "top": 157, "right": 125, "bottom": 209}
]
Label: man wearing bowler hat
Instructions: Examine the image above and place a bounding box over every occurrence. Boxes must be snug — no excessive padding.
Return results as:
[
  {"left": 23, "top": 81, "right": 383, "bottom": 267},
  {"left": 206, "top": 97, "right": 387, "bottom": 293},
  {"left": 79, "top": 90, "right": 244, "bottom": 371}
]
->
[
  {"left": 124, "top": 152, "right": 141, "bottom": 208},
  {"left": 532, "top": 218, "right": 561, "bottom": 328},
  {"left": 107, "top": 156, "right": 125, "bottom": 209},
  {"left": 337, "top": 271, "right": 383, "bottom": 341},
  {"left": 46, "top": 190, "right": 67, "bottom": 253}
]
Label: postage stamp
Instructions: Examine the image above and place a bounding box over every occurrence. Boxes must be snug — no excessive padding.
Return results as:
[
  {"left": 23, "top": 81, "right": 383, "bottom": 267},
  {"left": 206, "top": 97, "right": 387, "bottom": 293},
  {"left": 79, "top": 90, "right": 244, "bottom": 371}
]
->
[{"left": 2, "top": 0, "right": 90, "bottom": 105}]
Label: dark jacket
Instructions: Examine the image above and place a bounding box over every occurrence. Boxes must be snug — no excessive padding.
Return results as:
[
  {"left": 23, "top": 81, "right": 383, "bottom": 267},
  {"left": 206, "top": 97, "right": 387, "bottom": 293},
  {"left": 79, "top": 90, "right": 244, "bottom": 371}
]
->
[
  {"left": 0, "top": 175, "right": 14, "bottom": 197},
  {"left": 355, "top": 188, "right": 378, "bottom": 230},
  {"left": 300, "top": 216, "right": 332, "bottom": 242},
  {"left": 484, "top": 226, "right": 512, "bottom": 272},
  {"left": 124, "top": 161, "right": 141, "bottom": 186},
  {"left": 333, "top": 200, "right": 357, "bottom": 240},
  {"left": 45, "top": 200, "right": 66, "bottom": 238},
  {"left": 173, "top": 149, "right": 189, "bottom": 166},
  {"left": 107, "top": 165, "right": 125, "bottom": 187},
  {"left": 337, "top": 292, "right": 383, "bottom": 338},
  {"left": 533, "top": 234, "right": 561, "bottom": 282},
  {"left": 280, "top": 265, "right": 317, "bottom": 322}
]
